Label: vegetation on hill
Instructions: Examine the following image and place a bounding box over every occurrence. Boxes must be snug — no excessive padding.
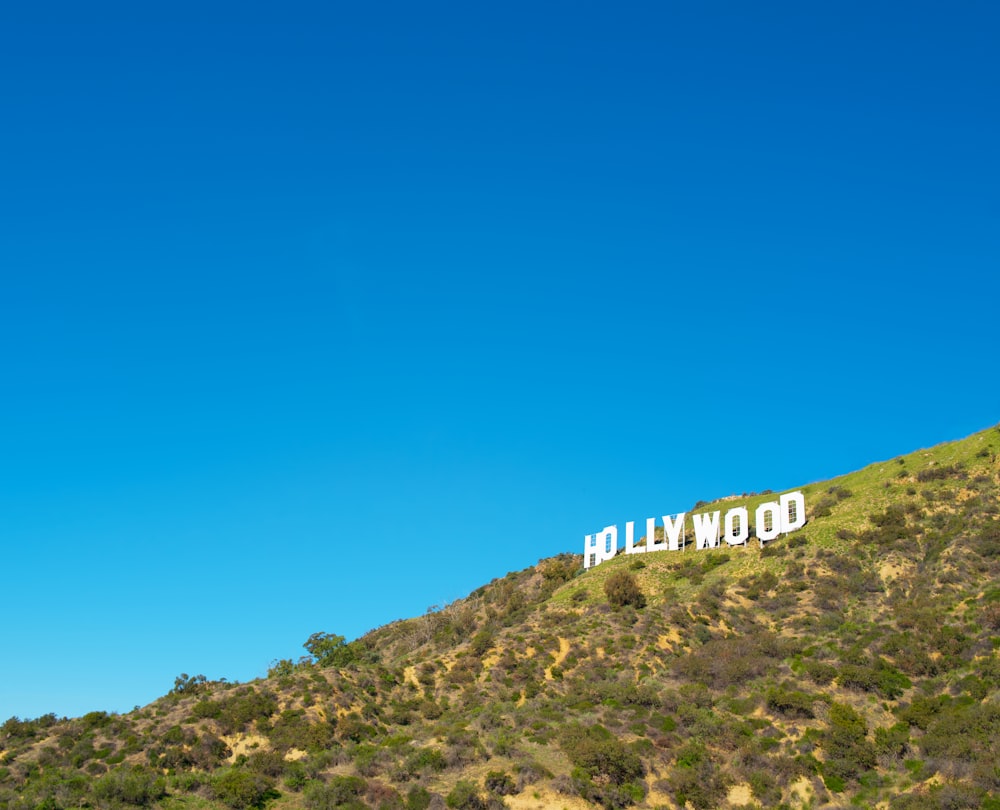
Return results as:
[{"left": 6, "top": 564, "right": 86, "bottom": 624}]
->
[{"left": 3, "top": 426, "right": 1000, "bottom": 809}]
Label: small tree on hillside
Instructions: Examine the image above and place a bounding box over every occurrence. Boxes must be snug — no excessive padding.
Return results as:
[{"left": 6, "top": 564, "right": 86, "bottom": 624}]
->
[
  {"left": 304, "top": 632, "right": 357, "bottom": 668},
  {"left": 604, "top": 571, "right": 646, "bottom": 609},
  {"left": 170, "top": 673, "right": 207, "bottom": 695}
]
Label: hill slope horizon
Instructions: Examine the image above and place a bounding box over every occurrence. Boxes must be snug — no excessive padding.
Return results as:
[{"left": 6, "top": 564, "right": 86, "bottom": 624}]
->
[{"left": 3, "top": 424, "right": 1000, "bottom": 810}]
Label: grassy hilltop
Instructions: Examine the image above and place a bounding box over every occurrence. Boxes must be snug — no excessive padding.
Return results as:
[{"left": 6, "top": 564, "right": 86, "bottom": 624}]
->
[{"left": 3, "top": 426, "right": 1000, "bottom": 810}]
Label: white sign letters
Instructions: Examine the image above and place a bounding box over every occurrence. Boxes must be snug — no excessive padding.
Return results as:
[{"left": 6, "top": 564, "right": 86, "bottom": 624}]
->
[{"left": 584, "top": 491, "right": 806, "bottom": 569}]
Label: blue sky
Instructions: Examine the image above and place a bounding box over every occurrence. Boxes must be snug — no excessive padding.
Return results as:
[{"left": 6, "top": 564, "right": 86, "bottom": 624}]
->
[{"left": 2, "top": 1, "right": 998, "bottom": 720}]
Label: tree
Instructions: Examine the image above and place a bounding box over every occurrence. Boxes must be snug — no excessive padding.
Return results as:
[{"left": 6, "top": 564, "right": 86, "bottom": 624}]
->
[
  {"left": 303, "top": 632, "right": 357, "bottom": 668},
  {"left": 267, "top": 659, "right": 296, "bottom": 678},
  {"left": 170, "top": 673, "right": 207, "bottom": 695}
]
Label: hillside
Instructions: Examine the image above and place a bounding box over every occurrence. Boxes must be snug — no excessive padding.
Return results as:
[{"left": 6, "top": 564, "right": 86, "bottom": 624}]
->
[{"left": 3, "top": 426, "right": 1000, "bottom": 810}]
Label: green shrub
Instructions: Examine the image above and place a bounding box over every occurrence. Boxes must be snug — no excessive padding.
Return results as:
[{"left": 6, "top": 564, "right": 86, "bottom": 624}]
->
[
  {"left": 701, "top": 552, "right": 731, "bottom": 571},
  {"left": 874, "top": 723, "right": 909, "bottom": 759},
  {"left": 667, "top": 742, "right": 726, "bottom": 809},
  {"left": 484, "top": 770, "right": 516, "bottom": 795},
  {"left": 673, "top": 630, "right": 790, "bottom": 688},
  {"left": 304, "top": 776, "right": 368, "bottom": 810},
  {"left": 604, "top": 571, "right": 646, "bottom": 609},
  {"left": 812, "top": 496, "right": 837, "bottom": 518},
  {"left": 918, "top": 699, "right": 1000, "bottom": 775},
  {"left": 93, "top": 767, "right": 166, "bottom": 807},
  {"left": 191, "top": 699, "right": 222, "bottom": 719},
  {"left": 916, "top": 463, "right": 960, "bottom": 482},
  {"left": 897, "top": 694, "right": 949, "bottom": 730},
  {"left": 838, "top": 659, "right": 911, "bottom": 700},
  {"left": 283, "top": 761, "right": 308, "bottom": 791},
  {"left": 267, "top": 708, "right": 335, "bottom": 752},
  {"left": 766, "top": 687, "right": 816, "bottom": 719},
  {"left": 799, "top": 658, "right": 834, "bottom": 685},
  {"left": 446, "top": 779, "right": 484, "bottom": 809},
  {"left": 353, "top": 744, "right": 388, "bottom": 777},
  {"left": 558, "top": 724, "right": 643, "bottom": 786},
  {"left": 81, "top": 711, "right": 113, "bottom": 731},
  {"left": 406, "top": 786, "right": 432, "bottom": 810},
  {"left": 822, "top": 703, "right": 875, "bottom": 783},
  {"left": 469, "top": 630, "right": 494, "bottom": 656},
  {"left": 246, "top": 750, "right": 286, "bottom": 777},
  {"left": 216, "top": 688, "right": 279, "bottom": 735},
  {"left": 338, "top": 714, "right": 377, "bottom": 743},
  {"left": 404, "top": 746, "right": 446, "bottom": 774},
  {"left": 748, "top": 770, "right": 780, "bottom": 804},
  {"left": 211, "top": 769, "right": 275, "bottom": 809}
]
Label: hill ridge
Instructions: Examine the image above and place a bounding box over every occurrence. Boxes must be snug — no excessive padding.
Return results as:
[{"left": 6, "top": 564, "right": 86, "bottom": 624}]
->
[{"left": 3, "top": 424, "right": 999, "bottom": 810}]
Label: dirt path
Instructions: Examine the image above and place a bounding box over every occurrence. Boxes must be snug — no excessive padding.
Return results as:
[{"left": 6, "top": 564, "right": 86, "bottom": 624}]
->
[{"left": 545, "top": 637, "right": 571, "bottom": 680}]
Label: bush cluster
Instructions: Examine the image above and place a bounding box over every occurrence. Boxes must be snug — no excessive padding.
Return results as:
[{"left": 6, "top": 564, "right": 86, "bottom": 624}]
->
[{"left": 604, "top": 571, "right": 646, "bottom": 609}]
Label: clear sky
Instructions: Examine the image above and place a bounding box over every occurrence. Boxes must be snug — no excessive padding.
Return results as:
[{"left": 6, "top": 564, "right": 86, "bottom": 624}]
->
[{"left": 1, "top": 1, "right": 998, "bottom": 720}]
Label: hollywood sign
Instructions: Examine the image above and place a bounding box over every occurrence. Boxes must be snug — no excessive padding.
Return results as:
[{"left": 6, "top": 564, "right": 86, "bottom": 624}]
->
[{"left": 584, "top": 491, "right": 806, "bottom": 569}]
